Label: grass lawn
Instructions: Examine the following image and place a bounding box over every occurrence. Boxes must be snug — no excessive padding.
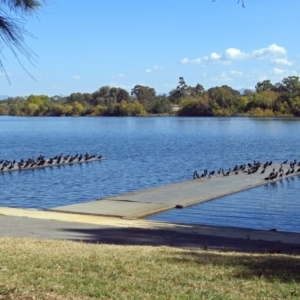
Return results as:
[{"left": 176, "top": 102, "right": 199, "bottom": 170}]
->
[{"left": 0, "top": 238, "right": 299, "bottom": 299}]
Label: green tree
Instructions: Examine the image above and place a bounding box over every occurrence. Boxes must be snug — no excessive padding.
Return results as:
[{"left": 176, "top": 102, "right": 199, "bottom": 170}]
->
[
  {"left": 67, "top": 93, "right": 85, "bottom": 104},
  {"left": 26, "top": 94, "right": 50, "bottom": 115},
  {"left": 178, "top": 98, "right": 213, "bottom": 117},
  {"left": 99, "top": 86, "right": 112, "bottom": 105},
  {"left": 169, "top": 77, "right": 189, "bottom": 104},
  {"left": 51, "top": 95, "right": 67, "bottom": 104},
  {"left": 255, "top": 80, "right": 274, "bottom": 93},
  {"left": 0, "top": 104, "right": 7, "bottom": 115},
  {"left": 92, "top": 86, "right": 121, "bottom": 106},
  {"left": 150, "top": 95, "right": 172, "bottom": 114},
  {"left": 291, "top": 96, "right": 300, "bottom": 116},
  {"left": 62, "top": 104, "right": 73, "bottom": 116},
  {"left": 103, "top": 100, "right": 146, "bottom": 116},
  {"left": 116, "top": 88, "right": 130, "bottom": 103},
  {"left": 8, "top": 103, "right": 18, "bottom": 115},
  {"left": 91, "top": 90, "right": 104, "bottom": 106},
  {"left": 129, "top": 101, "right": 146, "bottom": 115},
  {"left": 131, "top": 85, "right": 156, "bottom": 112},
  {"left": 273, "top": 76, "right": 300, "bottom": 114},
  {"left": 192, "top": 83, "right": 205, "bottom": 97},
  {"left": 245, "top": 90, "right": 278, "bottom": 114},
  {"left": 236, "top": 95, "right": 249, "bottom": 112},
  {"left": 91, "top": 104, "right": 106, "bottom": 116},
  {"left": 71, "top": 101, "right": 84, "bottom": 116},
  {"left": 48, "top": 103, "right": 65, "bottom": 116},
  {"left": 281, "top": 76, "right": 300, "bottom": 94},
  {"left": 177, "top": 77, "right": 188, "bottom": 96},
  {"left": 109, "top": 87, "right": 130, "bottom": 103},
  {"left": 243, "top": 89, "right": 255, "bottom": 96},
  {"left": 169, "top": 78, "right": 206, "bottom": 104},
  {"left": 207, "top": 85, "right": 240, "bottom": 114}
]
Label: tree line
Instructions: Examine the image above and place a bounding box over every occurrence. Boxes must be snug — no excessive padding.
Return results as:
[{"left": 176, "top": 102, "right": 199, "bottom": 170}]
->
[{"left": 1, "top": 76, "right": 300, "bottom": 117}]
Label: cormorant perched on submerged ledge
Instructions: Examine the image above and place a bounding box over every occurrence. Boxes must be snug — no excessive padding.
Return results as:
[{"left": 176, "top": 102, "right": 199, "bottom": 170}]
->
[
  {"left": 193, "top": 158, "right": 300, "bottom": 181},
  {"left": 0, "top": 152, "right": 104, "bottom": 173}
]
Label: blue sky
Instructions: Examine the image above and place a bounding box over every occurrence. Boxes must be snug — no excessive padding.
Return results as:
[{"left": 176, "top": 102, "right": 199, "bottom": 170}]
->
[{"left": 1, "top": 0, "right": 300, "bottom": 97}]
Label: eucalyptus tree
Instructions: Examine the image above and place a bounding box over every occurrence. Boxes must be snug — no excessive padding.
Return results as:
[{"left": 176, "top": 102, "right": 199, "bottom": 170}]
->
[
  {"left": 109, "top": 87, "right": 130, "bottom": 103},
  {"left": 151, "top": 95, "right": 172, "bottom": 114},
  {"left": 169, "top": 77, "right": 188, "bottom": 104},
  {"left": 193, "top": 83, "right": 205, "bottom": 97},
  {"left": 0, "top": 0, "right": 44, "bottom": 82},
  {"left": 243, "top": 89, "right": 255, "bottom": 96},
  {"left": 131, "top": 85, "right": 156, "bottom": 112},
  {"left": 255, "top": 80, "right": 274, "bottom": 93},
  {"left": 273, "top": 76, "right": 300, "bottom": 114},
  {"left": 280, "top": 76, "right": 300, "bottom": 94},
  {"left": 94, "top": 86, "right": 130, "bottom": 106},
  {"left": 169, "top": 78, "right": 206, "bottom": 104},
  {"left": 207, "top": 85, "right": 240, "bottom": 114},
  {"left": 116, "top": 88, "right": 130, "bottom": 103}
]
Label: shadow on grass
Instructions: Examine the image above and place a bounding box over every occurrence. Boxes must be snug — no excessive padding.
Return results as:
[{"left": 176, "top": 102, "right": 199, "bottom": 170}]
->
[
  {"left": 58, "top": 226, "right": 300, "bottom": 283},
  {"left": 59, "top": 226, "right": 300, "bottom": 255},
  {"left": 163, "top": 249, "right": 300, "bottom": 283}
]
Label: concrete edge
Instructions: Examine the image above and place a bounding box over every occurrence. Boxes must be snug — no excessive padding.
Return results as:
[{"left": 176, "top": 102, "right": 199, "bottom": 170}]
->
[
  {"left": 47, "top": 201, "right": 175, "bottom": 219},
  {"left": 1, "top": 206, "right": 300, "bottom": 245},
  {"left": 176, "top": 180, "right": 271, "bottom": 208}
]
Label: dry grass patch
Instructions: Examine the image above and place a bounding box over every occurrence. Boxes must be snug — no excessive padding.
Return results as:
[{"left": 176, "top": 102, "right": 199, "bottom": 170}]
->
[{"left": 0, "top": 238, "right": 299, "bottom": 299}]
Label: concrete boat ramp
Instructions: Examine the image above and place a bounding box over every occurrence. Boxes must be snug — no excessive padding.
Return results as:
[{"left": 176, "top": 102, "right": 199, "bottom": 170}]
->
[
  {"left": 49, "top": 163, "right": 300, "bottom": 219},
  {"left": 1, "top": 162, "right": 300, "bottom": 248}
]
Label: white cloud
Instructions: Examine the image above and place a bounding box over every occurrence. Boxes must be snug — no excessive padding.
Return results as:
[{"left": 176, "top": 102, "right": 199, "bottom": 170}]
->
[
  {"left": 72, "top": 75, "right": 80, "bottom": 79},
  {"left": 210, "top": 52, "right": 221, "bottom": 60},
  {"left": 181, "top": 48, "right": 244, "bottom": 65},
  {"left": 224, "top": 48, "right": 248, "bottom": 60},
  {"left": 230, "top": 70, "right": 243, "bottom": 76},
  {"left": 153, "top": 65, "right": 164, "bottom": 70},
  {"left": 181, "top": 53, "right": 229, "bottom": 65},
  {"left": 252, "top": 44, "right": 286, "bottom": 59},
  {"left": 145, "top": 65, "right": 164, "bottom": 73},
  {"left": 272, "top": 68, "right": 284, "bottom": 75},
  {"left": 272, "top": 58, "right": 292, "bottom": 66},
  {"left": 180, "top": 58, "right": 189, "bottom": 64},
  {"left": 269, "top": 68, "right": 300, "bottom": 77},
  {"left": 220, "top": 71, "right": 229, "bottom": 78},
  {"left": 181, "top": 44, "right": 289, "bottom": 66}
]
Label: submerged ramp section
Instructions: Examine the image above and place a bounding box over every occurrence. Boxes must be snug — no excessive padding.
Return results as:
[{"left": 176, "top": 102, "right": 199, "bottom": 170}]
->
[{"left": 49, "top": 163, "right": 300, "bottom": 219}]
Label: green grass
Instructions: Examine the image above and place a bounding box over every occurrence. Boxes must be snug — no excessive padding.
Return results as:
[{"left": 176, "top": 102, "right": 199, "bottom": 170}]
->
[{"left": 0, "top": 238, "right": 299, "bottom": 299}]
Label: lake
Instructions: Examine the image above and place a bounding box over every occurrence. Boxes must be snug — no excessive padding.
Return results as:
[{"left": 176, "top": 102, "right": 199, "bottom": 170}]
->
[{"left": 1, "top": 116, "right": 300, "bottom": 232}]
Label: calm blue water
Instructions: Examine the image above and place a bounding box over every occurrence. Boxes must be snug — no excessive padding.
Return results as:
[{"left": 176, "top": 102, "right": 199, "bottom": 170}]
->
[
  {"left": 1, "top": 116, "right": 300, "bottom": 232},
  {"left": 148, "top": 176, "right": 300, "bottom": 232}
]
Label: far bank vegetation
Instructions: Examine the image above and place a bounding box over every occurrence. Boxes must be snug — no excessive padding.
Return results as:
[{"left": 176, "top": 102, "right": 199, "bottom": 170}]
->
[{"left": 1, "top": 76, "right": 300, "bottom": 117}]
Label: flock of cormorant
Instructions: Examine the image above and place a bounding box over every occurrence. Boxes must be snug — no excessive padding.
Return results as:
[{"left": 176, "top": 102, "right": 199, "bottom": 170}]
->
[
  {"left": 193, "top": 159, "right": 300, "bottom": 180},
  {"left": 0, "top": 153, "right": 103, "bottom": 173}
]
